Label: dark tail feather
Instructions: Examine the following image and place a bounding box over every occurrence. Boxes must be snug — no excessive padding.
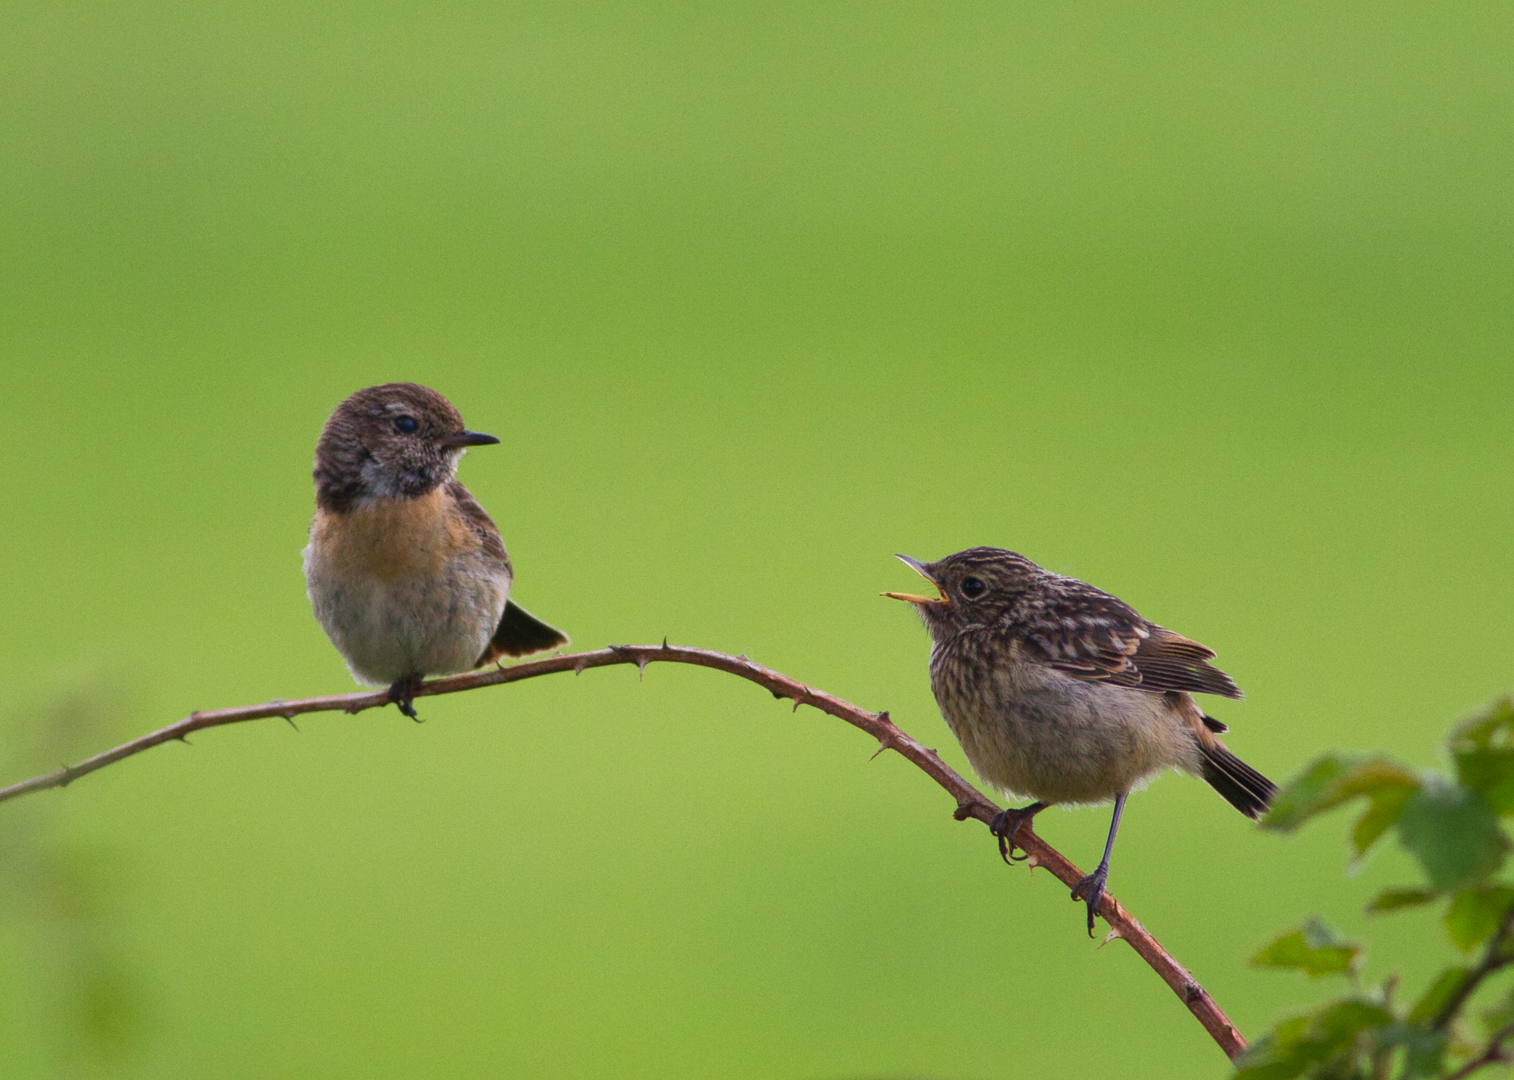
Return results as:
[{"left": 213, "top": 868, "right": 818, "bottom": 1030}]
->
[
  {"left": 1200, "top": 742, "right": 1276, "bottom": 819},
  {"left": 477, "top": 600, "right": 570, "bottom": 663}
]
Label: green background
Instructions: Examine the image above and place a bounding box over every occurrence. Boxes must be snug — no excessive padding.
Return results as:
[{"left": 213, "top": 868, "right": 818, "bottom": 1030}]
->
[{"left": 2, "top": 2, "right": 1511, "bottom": 1077}]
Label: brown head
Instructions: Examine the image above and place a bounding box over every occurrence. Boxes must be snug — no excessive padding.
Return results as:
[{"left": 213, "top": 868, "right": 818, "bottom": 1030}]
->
[
  {"left": 884, "top": 546, "right": 1049, "bottom": 641},
  {"left": 312, "top": 383, "right": 500, "bottom": 512}
]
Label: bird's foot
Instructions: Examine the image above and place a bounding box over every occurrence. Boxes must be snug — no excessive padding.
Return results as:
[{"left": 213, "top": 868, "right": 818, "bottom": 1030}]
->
[
  {"left": 989, "top": 802, "right": 1047, "bottom": 864},
  {"left": 387, "top": 674, "right": 425, "bottom": 722},
  {"left": 1071, "top": 865, "right": 1110, "bottom": 936}
]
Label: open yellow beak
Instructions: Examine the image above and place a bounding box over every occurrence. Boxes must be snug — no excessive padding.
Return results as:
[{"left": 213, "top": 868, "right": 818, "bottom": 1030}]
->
[{"left": 882, "top": 554, "right": 949, "bottom": 607}]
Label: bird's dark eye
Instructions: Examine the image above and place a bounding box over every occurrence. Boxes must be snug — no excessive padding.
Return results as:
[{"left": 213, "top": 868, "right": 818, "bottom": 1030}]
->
[
  {"left": 960, "top": 577, "right": 986, "bottom": 599},
  {"left": 394, "top": 416, "right": 419, "bottom": 434}
]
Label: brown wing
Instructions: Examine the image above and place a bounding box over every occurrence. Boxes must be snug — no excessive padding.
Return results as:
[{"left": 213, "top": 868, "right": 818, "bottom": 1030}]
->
[
  {"left": 1130, "top": 626, "right": 1243, "bottom": 699},
  {"left": 447, "top": 480, "right": 511, "bottom": 570},
  {"left": 1012, "top": 579, "right": 1150, "bottom": 688},
  {"left": 1012, "top": 580, "right": 1242, "bottom": 699},
  {"left": 448, "top": 481, "right": 570, "bottom": 664}
]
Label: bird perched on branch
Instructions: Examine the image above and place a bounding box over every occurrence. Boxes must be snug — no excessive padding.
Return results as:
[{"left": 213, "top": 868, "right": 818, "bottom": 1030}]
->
[
  {"left": 886, "top": 547, "right": 1273, "bottom": 932},
  {"left": 303, "top": 383, "right": 568, "bottom": 719}
]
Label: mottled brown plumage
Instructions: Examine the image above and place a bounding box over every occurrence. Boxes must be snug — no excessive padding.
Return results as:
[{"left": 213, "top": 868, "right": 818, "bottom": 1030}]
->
[
  {"left": 886, "top": 546, "right": 1274, "bottom": 932},
  {"left": 303, "top": 383, "right": 568, "bottom": 718}
]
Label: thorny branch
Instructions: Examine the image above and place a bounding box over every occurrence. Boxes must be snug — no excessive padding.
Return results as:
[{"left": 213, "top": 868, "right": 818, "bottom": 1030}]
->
[{"left": 0, "top": 642, "right": 1249, "bottom": 1060}]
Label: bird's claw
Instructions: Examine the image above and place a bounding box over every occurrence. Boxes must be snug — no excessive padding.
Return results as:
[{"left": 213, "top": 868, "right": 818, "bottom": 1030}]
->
[
  {"left": 1071, "top": 866, "right": 1109, "bottom": 936},
  {"left": 989, "top": 802, "right": 1045, "bottom": 864},
  {"left": 387, "top": 674, "right": 425, "bottom": 722}
]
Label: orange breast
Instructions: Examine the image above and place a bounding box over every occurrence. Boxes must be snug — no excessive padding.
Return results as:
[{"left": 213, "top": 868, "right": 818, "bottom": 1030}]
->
[{"left": 310, "top": 489, "right": 475, "bottom": 582}]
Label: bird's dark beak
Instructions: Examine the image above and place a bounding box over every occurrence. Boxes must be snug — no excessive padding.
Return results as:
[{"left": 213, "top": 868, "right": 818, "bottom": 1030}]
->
[
  {"left": 438, "top": 430, "right": 501, "bottom": 448},
  {"left": 882, "top": 554, "right": 949, "bottom": 606}
]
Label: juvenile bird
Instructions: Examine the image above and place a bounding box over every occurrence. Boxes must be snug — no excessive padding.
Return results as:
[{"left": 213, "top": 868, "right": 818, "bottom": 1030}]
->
[
  {"left": 885, "top": 547, "right": 1273, "bottom": 932},
  {"left": 303, "top": 383, "right": 568, "bottom": 718}
]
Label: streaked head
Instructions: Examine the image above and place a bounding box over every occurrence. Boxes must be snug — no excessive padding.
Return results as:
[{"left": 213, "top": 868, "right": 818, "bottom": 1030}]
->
[
  {"left": 313, "top": 383, "right": 500, "bottom": 511},
  {"left": 884, "top": 546, "right": 1044, "bottom": 639}
]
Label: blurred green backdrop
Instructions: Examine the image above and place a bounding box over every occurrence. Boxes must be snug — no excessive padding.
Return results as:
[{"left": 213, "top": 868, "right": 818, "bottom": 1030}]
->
[{"left": 2, "top": 2, "right": 1511, "bottom": 1077}]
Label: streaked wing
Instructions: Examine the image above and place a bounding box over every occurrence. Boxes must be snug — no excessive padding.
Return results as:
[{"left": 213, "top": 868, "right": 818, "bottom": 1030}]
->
[
  {"left": 1013, "top": 581, "right": 1243, "bottom": 699},
  {"left": 1130, "top": 627, "right": 1242, "bottom": 699},
  {"left": 446, "top": 480, "right": 511, "bottom": 569},
  {"left": 1012, "top": 580, "right": 1149, "bottom": 688}
]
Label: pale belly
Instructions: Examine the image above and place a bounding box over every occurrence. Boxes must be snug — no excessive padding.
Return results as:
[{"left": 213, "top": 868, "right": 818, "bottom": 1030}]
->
[
  {"left": 931, "top": 649, "right": 1204, "bottom": 806},
  {"left": 303, "top": 495, "right": 511, "bottom": 686}
]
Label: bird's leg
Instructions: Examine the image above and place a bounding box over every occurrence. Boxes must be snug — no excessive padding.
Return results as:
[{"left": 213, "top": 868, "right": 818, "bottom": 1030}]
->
[
  {"left": 387, "top": 673, "right": 425, "bottom": 722},
  {"left": 1071, "top": 792, "right": 1128, "bottom": 935},
  {"left": 989, "top": 801, "right": 1047, "bottom": 864}
]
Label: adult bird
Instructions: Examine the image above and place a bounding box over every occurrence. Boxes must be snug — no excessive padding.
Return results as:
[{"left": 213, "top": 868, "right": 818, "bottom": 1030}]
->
[{"left": 303, "top": 383, "right": 568, "bottom": 718}]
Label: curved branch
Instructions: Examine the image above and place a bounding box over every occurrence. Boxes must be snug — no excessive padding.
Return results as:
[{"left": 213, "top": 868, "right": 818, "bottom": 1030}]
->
[{"left": 0, "top": 642, "right": 1247, "bottom": 1059}]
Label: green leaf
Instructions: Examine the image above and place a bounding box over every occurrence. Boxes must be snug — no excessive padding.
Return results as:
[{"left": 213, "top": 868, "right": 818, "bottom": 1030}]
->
[
  {"left": 1365, "top": 888, "right": 1437, "bottom": 914},
  {"left": 1313, "top": 998, "right": 1395, "bottom": 1039},
  {"left": 1408, "top": 966, "right": 1472, "bottom": 1025},
  {"left": 1262, "top": 756, "right": 1351, "bottom": 832},
  {"left": 1351, "top": 782, "right": 1416, "bottom": 857},
  {"left": 1372, "top": 1022, "right": 1447, "bottom": 1079},
  {"left": 1232, "top": 1019, "right": 1308, "bottom": 1080},
  {"left": 1397, "top": 780, "right": 1510, "bottom": 892},
  {"left": 1444, "top": 886, "right": 1514, "bottom": 952},
  {"left": 1251, "top": 918, "right": 1362, "bottom": 978},
  {"left": 1454, "top": 748, "right": 1514, "bottom": 816},
  {"left": 1452, "top": 699, "right": 1514, "bottom": 813},
  {"left": 1450, "top": 697, "right": 1514, "bottom": 753},
  {"left": 1230, "top": 1037, "right": 1311, "bottom": 1080},
  {"left": 1264, "top": 754, "right": 1420, "bottom": 846},
  {"left": 1233, "top": 1000, "right": 1394, "bottom": 1080}
]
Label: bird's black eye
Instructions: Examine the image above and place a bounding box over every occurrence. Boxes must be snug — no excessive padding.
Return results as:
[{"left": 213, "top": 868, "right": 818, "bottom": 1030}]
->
[
  {"left": 960, "top": 577, "right": 986, "bottom": 599},
  {"left": 394, "top": 416, "right": 419, "bottom": 434}
]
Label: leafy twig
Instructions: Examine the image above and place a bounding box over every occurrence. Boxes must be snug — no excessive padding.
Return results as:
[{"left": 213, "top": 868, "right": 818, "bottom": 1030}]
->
[
  {"left": 1445, "top": 1021, "right": 1514, "bottom": 1080},
  {"left": 1432, "top": 905, "right": 1514, "bottom": 1031}
]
